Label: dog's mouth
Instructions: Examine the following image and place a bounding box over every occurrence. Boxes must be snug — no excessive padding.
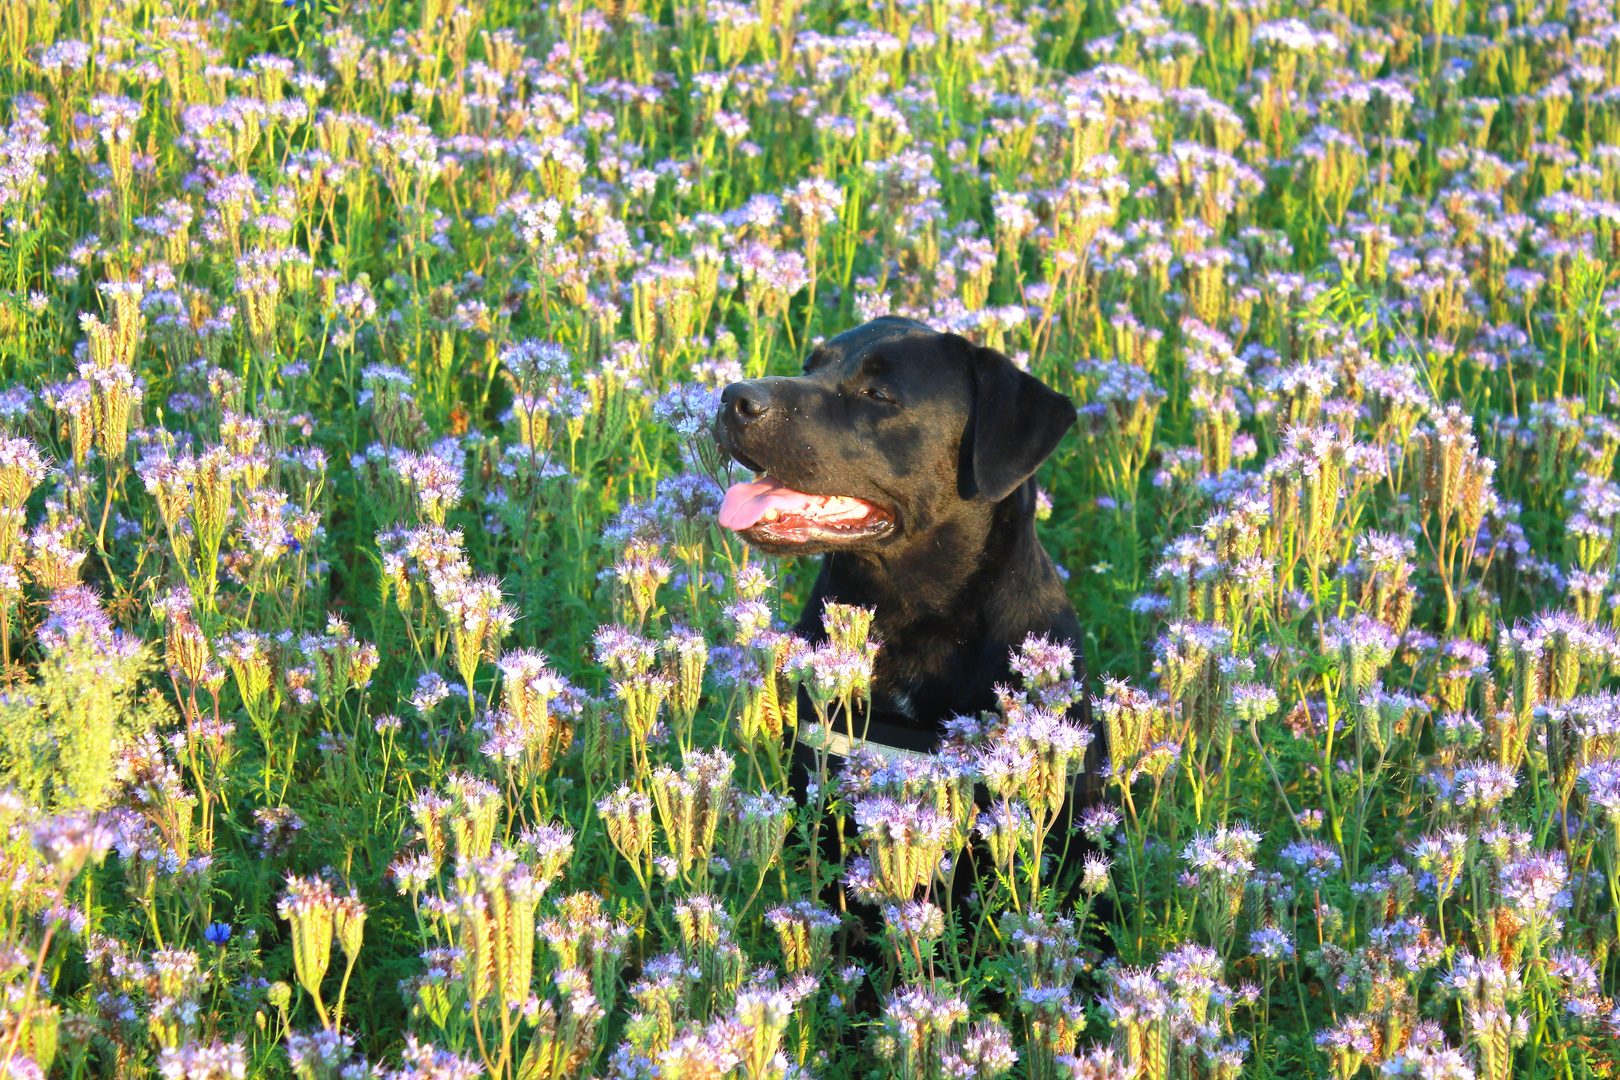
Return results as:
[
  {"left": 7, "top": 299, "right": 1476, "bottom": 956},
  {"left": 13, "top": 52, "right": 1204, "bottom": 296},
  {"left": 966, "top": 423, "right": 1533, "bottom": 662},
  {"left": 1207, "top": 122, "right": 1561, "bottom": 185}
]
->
[{"left": 718, "top": 475, "right": 895, "bottom": 546}]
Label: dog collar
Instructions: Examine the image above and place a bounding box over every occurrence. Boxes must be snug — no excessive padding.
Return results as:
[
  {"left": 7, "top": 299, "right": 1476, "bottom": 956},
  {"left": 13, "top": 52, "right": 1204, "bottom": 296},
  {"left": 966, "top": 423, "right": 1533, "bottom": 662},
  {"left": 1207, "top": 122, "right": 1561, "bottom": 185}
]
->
[{"left": 795, "top": 721, "right": 934, "bottom": 763}]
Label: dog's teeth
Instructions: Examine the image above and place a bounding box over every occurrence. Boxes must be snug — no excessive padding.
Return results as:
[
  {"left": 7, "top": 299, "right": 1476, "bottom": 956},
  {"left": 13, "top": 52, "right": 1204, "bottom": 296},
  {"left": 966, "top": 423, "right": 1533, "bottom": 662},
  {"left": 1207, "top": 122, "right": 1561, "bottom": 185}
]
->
[{"left": 763, "top": 509, "right": 779, "bottom": 522}]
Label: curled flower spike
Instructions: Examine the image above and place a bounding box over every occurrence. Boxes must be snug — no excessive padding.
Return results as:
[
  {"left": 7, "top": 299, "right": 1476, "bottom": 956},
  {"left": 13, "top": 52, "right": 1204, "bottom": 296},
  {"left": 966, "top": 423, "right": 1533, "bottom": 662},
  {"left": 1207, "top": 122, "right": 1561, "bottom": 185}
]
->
[
  {"left": 731, "top": 987, "right": 795, "bottom": 1079},
  {"left": 995, "top": 706, "right": 1093, "bottom": 817},
  {"left": 798, "top": 641, "right": 874, "bottom": 714},
  {"left": 731, "top": 791, "right": 792, "bottom": 870},
  {"left": 767, "top": 902, "right": 839, "bottom": 975},
  {"left": 1092, "top": 678, "right": 1168, "bottom": 785},
  {"left": 649, "top": 749, "right": 734, "bottom": 884},
  {"left": 820, "top": 601, "right": 875, "bottom": 653},
  {"left": 877, "top": 987, "right": 970, "bottom": 1080},
  {"left": 597, "top": 786, "right": 654, "bottom": 882},
  {"left": 0, "top": 436, "right": 47, "bottom": 511},
  {"left": 492, "top": 649, "right": 578, "bottom": 780},
  {"left": 1182, "top": 822, "right": 1263, "bottom": 951},
  {"left": 672, "top": 894, "right": 745, "bottom": 1021},
  {"left": 286, "top": 1030, "right": 362, "bottom": 1080},
  {"left": 442, "top": 773, "right": 502, "bottom": 861},
  {"left": 1011, "top": 633, "right": 1081, "bottom": 709},
  {"left": 850, "top": 796, "right": 956, "bottom": 904},
  {"left": 277, "top": 876, "right": 338, "bottom": 1027},
  {"left": 613, "top": 541, "right": 672, "bottom": 624},
  {"left": 539, "top": 892, "right": 633, "bottom": 1017}
]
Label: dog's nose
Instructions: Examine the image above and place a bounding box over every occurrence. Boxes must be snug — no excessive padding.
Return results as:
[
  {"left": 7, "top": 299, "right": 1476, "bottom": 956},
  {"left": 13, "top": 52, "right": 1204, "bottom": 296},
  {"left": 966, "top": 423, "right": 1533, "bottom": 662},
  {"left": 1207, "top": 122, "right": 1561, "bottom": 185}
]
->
[{"left": 722, "top": 381, "right": 773, "bottom": 425}]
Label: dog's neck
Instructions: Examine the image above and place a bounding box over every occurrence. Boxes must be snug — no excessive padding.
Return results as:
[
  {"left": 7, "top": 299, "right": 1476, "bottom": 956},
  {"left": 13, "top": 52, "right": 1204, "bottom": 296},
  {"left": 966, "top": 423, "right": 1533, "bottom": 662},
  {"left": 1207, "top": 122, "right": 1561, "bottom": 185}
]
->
[
  {"left": 806, "top": 479, "right": 1065, "bottom": 646},
  {"left": 826, "top": 497, "right": 1017, "bottom": 623}
]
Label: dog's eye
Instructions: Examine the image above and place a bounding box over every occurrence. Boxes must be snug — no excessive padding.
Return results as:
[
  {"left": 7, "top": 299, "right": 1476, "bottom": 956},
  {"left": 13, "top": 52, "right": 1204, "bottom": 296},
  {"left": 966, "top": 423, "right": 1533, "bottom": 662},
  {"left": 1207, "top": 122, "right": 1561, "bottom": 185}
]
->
[{"left": 859, "top": 387, "right": 895, "bottom": 403}]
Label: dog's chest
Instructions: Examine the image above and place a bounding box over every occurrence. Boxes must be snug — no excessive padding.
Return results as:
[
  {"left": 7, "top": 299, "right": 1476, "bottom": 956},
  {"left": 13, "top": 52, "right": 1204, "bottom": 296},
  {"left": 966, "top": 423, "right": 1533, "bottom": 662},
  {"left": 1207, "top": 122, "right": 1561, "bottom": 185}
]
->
[
  {"left": 870, "top": 629, "right": 994, "bottom": 725},
  {"left": 877, "top": 680, "right": 921, "bottom": 720}
]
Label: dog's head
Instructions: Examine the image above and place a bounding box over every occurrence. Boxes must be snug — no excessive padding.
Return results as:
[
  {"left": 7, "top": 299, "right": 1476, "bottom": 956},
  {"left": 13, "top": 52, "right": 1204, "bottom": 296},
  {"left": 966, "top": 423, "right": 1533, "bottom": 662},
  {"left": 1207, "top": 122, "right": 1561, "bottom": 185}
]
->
[{"left": 713, "top": 317, "right": 1077, "bottom": 555}]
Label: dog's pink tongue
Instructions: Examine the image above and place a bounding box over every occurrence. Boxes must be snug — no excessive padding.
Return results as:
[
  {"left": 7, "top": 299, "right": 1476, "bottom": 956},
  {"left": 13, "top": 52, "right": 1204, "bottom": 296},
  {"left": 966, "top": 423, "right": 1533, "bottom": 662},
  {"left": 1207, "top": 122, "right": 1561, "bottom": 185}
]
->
[{"left": 719, "top": 477, "right": 817, "bottom": 530}]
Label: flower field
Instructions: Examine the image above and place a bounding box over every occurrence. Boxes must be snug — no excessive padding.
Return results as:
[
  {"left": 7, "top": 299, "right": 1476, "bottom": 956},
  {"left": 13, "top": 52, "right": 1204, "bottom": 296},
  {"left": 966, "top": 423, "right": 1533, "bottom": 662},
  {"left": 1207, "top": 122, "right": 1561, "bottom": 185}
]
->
[{"left": 1, "top": 0, "right": 1619, "bottom": 1074}]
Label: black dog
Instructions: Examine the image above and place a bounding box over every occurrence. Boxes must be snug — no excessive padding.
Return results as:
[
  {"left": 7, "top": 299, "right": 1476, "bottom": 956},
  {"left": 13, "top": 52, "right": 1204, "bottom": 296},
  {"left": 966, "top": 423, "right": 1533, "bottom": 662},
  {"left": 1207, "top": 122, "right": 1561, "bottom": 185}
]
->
[{"left": 713, "top": 316, "right": 1089, "bottom": 761}]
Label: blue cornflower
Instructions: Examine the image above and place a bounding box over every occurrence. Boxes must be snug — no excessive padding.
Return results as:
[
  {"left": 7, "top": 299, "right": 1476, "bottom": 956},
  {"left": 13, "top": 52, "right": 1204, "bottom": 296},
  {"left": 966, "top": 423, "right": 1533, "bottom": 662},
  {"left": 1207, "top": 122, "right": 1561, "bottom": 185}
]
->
[{"left": 204, "top": 922, "right": 232, "bottom": 945}]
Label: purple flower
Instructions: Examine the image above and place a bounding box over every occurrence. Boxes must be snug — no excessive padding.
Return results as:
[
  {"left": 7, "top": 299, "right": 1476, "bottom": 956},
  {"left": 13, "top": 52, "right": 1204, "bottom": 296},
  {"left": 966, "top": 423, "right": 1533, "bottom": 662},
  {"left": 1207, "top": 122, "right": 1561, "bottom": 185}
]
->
[
  {"left": 652, "top": 383, "right": 720, "bottom": 437},
  {"left": 592, "top": 624, "right": 658, "bottom": 677},
  {"left": 1248, "top": 926, "right": 1295, "bottom": 961}
]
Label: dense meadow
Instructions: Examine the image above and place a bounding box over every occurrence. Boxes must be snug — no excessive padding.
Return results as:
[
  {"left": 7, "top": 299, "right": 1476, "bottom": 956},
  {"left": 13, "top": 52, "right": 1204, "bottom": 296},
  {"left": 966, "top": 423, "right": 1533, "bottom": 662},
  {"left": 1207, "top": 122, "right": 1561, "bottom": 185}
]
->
[{"left": 2, "top": 0, "right": 1620, "bottom": 1074}]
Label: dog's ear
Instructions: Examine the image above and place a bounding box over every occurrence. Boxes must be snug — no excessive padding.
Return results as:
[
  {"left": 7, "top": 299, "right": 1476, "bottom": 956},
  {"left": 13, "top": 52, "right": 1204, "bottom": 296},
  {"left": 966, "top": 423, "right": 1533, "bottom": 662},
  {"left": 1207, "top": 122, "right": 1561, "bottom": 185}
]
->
[{"left": 960, "top": 338, "right": 1077, "bottom": 503}]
